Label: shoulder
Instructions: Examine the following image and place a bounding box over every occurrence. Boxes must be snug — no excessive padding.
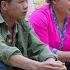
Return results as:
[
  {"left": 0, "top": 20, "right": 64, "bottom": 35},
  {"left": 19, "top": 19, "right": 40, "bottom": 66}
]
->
[
  {"left": 29, "top": 4, "right": 51, "bottom": 27},
  {"left": 30, "top": 3, "right": 51, "bottom": 19}
]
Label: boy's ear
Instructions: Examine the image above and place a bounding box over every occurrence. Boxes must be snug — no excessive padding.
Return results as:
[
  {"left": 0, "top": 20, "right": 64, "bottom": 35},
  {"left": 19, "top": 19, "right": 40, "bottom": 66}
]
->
[{"left": 1, "top": 1, "right": 9, "bottom": 11}]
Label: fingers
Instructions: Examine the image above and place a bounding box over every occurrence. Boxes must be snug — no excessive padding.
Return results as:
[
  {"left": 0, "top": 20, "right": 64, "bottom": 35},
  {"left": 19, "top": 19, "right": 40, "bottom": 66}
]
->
[
  {"left": 40, "top": 61, "right": 67, "bottom": 70},
  {"left": 44, "top": 60, "right": 65, "bottom": 67},
  {"left": 56, "top": 60, "right": 65, "bottom": 65},
  {"left": 41, "top": 65, "right": 67, "bottom": 70},
  {"left": 43, "top": 61, "right": 63, "bottom": 67}
]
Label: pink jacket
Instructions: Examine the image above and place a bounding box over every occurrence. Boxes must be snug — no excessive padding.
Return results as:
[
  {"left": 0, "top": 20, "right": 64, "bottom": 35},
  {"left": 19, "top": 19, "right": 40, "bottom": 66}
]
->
[{"left": 29, "top": 4, "right": 70, "bottom": 51}]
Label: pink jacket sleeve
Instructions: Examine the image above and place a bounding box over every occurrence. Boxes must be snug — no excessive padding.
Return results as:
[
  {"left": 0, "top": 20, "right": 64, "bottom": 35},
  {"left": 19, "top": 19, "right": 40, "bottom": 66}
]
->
[{"left": 29, "top": 9, "right": 49, "bottom": 45}]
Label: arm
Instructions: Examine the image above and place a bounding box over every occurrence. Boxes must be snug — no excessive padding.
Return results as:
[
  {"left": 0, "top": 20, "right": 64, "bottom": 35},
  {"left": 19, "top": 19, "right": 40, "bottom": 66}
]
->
[
  {"left": 18, "top": 20, "right": 56, "bottom": 61},
  {"left": 0, "top": 31, "right": 37, "bottom": 70},
  {"left": 29, "top": 10, "right": 49, "bottom": 45},
  {"left": 0, "top": 34, "right": 63, "bottom": 70},
  {"left": 0, "top": 34, "right": 21, "bottom": 65},
  {"left": 27, "top": 26, "right": 57, "bottom": 61},
  {"left": 10, "top": 55, "right": 67, "bottom": 70},
  {"left": 0, "top": 32, "right": 56, "bottom": 70},
  {"left": 29, "top": 10, "right": 57, "bottom": 61}
]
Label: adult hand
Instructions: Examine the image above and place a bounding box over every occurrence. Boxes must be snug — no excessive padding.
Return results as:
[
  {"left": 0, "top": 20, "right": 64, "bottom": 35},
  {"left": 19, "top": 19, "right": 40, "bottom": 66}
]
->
[
  {"left": 38, "top": 58, "right": 67, "bottom": 70},
  {"left": 10, "top": 55, "right": 66, "bottom": 70},
  {"left": 27, "top": 58, "right": 67, "bottom": 70},
  {"left": 28, "top": 58, "right": 66, "bottom": 70}
]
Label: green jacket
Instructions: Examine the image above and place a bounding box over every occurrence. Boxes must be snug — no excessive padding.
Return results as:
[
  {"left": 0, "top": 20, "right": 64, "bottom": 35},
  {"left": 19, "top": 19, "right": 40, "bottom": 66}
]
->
[{"left": 0, "top": 14, "right": 56, "bottom": 65}]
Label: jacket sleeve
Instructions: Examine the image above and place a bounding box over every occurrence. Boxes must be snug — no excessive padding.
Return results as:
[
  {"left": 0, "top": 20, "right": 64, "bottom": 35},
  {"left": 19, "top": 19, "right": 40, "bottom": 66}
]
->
[
  {"left": 0, "top": 34, "right": 22, "bottom": 65},
  {"left": 17, "top": 20, "right": 57, "bottom": 62},
  {"left": 27, "top": 27, "right": 57, "bottom": 62},
  {"left": 29, "top": 10, "right": 49, "bottom": 45}
]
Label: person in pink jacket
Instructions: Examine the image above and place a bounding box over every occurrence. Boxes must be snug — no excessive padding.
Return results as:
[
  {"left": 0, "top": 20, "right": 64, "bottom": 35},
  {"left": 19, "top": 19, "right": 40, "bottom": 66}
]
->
[{"left": 29, "top": 0, "right": 70, "bottom": 69}]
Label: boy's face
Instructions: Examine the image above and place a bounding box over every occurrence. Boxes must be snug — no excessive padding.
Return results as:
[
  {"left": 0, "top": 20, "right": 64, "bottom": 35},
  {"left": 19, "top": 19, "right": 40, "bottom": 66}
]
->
[{"left": 2, "top": 0, "right": 28, "bottom": 20}]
